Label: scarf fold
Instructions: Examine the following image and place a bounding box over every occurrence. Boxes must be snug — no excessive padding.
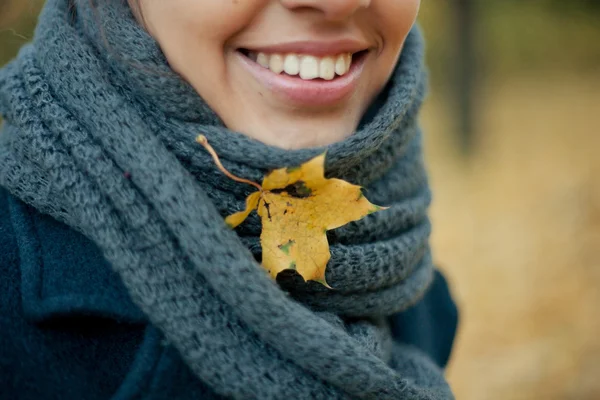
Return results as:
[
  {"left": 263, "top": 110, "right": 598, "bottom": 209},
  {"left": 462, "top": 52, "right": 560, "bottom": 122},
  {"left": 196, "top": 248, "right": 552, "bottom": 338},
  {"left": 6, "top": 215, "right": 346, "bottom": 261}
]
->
[{"left": 0, "top": 0, "right": 453, "bottom": 398}]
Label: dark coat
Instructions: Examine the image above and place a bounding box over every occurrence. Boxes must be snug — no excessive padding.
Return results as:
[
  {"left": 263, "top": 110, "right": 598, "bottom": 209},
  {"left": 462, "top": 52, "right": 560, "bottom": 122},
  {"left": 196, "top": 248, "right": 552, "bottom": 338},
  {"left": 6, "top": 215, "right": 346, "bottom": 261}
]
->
[{"left": 0, "top": 187, "right": 459, "bottom": 400}]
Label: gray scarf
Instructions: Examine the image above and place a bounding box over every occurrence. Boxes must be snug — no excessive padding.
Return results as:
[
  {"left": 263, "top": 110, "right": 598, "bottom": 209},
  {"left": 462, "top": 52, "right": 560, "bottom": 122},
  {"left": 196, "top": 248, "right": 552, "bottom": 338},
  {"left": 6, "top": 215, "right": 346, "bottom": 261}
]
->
[{"left": 0, "top": 0, "right": 452, "bottom": 398}]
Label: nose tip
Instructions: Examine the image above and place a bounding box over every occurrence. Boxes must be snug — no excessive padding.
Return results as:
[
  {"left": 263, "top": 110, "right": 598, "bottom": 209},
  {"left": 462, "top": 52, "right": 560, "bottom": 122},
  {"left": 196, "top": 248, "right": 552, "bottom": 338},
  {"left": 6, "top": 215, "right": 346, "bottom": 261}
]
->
[{"left": 281, "top": 0, "right": 371, "bottom": 21}]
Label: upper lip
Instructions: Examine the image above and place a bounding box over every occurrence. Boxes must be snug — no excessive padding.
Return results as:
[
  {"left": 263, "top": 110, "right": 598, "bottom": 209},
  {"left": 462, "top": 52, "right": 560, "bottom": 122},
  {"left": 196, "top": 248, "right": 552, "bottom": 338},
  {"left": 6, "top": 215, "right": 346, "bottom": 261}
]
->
[{"left": 240, "top": 39, "right": 371, "bottom": 56}]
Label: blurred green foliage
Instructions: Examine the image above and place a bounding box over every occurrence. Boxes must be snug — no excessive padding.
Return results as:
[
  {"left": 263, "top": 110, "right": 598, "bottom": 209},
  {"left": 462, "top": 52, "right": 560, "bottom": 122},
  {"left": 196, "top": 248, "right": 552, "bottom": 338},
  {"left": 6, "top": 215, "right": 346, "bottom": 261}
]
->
[
  {"left": 419, "top": 0, "right": 600, "bottom": 94},
  {"left": 0, "top": 1, "right": 44, "bottom": 65}
]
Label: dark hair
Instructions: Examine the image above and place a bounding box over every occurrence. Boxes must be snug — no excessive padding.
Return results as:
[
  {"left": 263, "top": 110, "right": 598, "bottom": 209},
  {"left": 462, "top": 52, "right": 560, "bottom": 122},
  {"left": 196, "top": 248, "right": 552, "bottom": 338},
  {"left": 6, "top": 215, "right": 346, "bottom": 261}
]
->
[
  {"left": 68, "top": 0, "right": 143, "bottom": 24},
  {"left": 68, "top": 0, "right": 167, "bottom": 78}
]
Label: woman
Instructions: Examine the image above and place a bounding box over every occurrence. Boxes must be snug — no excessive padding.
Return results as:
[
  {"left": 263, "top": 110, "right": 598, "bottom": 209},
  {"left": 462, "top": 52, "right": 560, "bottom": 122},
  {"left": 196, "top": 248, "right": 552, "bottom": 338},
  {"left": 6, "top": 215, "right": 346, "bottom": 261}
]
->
[{"left": 0, "top": 0, "right": 459, "bottom": 399}]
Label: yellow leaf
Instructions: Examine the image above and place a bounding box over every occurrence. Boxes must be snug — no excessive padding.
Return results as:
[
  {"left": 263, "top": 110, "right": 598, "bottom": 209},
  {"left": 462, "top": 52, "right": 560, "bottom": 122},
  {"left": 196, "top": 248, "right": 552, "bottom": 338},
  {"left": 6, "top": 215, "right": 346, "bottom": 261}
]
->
[
  {"left": 225, "top": 191, "right": 261, "bottom": 229},
  {"left": 228, "top": 153, "right": 387, "bottom": 287},
  {"left": 196, "top": 135, "right": 386, "bottom": 288}
]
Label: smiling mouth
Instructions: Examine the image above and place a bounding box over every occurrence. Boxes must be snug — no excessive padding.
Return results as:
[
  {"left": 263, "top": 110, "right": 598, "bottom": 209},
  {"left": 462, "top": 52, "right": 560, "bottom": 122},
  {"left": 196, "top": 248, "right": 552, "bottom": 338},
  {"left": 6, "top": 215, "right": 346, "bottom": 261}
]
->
[
  {"left": 238, "top": 49, "right": 369, "bottom": 81},
  {"left": 235, "top": 47, "right": 370, "bottom": 106}
]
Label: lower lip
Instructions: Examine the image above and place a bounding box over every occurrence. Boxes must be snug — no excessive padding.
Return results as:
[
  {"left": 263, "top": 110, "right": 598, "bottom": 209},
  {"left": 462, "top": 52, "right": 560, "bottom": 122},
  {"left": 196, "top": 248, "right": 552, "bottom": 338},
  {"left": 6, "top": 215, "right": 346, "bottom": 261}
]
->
[{"left": 236, "top": 51, "right": 368, "bottom": 107}]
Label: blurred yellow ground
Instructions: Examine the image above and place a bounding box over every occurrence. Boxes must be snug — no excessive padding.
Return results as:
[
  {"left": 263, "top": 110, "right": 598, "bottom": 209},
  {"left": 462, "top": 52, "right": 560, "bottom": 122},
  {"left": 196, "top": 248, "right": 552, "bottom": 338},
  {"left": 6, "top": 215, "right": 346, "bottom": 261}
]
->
[{"left": 424, "top": 73, "right": 600, "bottom": 400}]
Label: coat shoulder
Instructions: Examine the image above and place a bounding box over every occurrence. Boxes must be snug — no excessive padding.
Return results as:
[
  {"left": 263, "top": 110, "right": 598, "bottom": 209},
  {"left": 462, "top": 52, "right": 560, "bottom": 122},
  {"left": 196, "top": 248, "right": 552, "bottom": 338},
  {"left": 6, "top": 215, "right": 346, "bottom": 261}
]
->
[
  {"left": 0, "top": 188, "right": 223, "bottom": 400},
  {"left": 390, "top": 268, "right": 460, "bottom": 369},
  {"left": 0, "top": 188, "right": 143, "bottom": 400},
  {"left": 0, "top": 187, "right": 19, "bottom": 307}
]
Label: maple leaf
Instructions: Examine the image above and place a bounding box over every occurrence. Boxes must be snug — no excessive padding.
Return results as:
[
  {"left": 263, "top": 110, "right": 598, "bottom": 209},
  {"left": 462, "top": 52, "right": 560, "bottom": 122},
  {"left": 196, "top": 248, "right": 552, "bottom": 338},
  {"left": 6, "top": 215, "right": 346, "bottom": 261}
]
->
[{"left": 197, "top": 135, "right": 387, "bottom": 288}]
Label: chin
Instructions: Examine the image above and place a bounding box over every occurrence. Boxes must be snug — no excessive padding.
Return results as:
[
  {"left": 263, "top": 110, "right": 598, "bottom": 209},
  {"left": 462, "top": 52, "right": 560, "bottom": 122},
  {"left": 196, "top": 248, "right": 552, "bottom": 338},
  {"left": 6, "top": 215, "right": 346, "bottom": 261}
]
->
[{"left": 246, "top": 116, "right": 359, "bottom": 150}]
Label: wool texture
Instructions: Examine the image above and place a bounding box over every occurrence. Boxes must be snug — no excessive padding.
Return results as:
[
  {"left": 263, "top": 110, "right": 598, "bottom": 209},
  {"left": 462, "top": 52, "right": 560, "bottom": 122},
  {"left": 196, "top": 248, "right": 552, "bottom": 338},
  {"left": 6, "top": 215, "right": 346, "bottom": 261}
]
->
[{"left": 0, "top": 0, "right": 454, "bottom": 399}]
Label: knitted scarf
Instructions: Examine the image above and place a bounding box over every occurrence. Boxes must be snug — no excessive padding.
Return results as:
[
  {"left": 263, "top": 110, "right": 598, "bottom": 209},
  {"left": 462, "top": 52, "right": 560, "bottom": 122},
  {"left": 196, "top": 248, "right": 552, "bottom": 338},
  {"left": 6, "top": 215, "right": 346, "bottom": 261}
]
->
[{"left": 0, "top": 0, "right": 453, "bottom": 398}]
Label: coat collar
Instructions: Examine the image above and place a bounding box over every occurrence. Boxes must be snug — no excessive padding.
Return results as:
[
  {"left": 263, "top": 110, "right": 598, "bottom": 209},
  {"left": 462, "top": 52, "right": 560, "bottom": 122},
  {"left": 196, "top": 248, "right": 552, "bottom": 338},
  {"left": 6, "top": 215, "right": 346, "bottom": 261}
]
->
[{"left": 8, "top": 195, "right": 146, "bottom": 324}]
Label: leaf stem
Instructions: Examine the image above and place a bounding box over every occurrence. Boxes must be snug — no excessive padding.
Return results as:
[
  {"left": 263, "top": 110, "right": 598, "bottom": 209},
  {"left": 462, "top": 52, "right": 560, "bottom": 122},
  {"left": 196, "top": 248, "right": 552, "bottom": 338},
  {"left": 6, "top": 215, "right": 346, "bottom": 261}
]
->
[{"left": 196, "top": 134, "right": 263, "bottom": 191}]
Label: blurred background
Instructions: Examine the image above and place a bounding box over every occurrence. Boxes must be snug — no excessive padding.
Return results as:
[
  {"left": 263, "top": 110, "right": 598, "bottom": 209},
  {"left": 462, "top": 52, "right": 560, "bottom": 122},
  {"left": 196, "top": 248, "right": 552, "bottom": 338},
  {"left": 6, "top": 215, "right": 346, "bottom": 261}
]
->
[{"left": 2, "top": 1, "right": 599, "bottom": 399}]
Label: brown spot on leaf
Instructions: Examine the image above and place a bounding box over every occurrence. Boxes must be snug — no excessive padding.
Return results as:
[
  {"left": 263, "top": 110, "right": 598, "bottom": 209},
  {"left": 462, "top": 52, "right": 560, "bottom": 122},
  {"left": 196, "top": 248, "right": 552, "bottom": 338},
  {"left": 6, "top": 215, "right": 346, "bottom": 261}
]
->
[{"left": 271, "top": 180, "right": 312, "bottom": 198}]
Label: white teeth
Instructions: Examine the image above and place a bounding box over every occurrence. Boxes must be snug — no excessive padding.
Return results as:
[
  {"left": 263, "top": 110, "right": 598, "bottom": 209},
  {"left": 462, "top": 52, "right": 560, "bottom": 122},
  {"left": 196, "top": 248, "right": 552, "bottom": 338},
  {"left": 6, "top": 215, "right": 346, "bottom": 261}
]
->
[
  {"left": 269, "top": 54, "right": 284, "bottom": 74},
  {"left": 335, "top": 54, "right": 347, "bottom": 76},
  {"left": 345, "top": 53, "right": 352, "bottom": 70},
  {"left": 252, "top": 51, "right": 354, "bottom": 80},
  {"left": 319, "top": 56, "right": 335, "bottom": 80},
  {"left": 256, "top": 52, "right": 270, "bottom": 68},
  {"left": 299, "top": 56, "right": 319, "bottom": 80},
  {"left": 283, "top": 54, "right": 300, "bottom": 75}
]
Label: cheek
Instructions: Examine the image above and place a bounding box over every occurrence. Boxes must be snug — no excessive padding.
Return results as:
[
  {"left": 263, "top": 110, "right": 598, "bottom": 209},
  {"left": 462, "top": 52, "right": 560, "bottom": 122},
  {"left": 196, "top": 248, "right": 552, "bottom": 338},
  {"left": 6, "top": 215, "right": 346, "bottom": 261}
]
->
[
  {"left": 368, "top": 0, "right": 421, "bottom": 93},
  {"left": 378, "top": 0, "right": 421, "bottom": 44},
  {"left": 138, "top": 0, "right": 269, "bottom": 93},
  {"left": 141, "top": 0, "right": 269, "bottom": 46}
]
